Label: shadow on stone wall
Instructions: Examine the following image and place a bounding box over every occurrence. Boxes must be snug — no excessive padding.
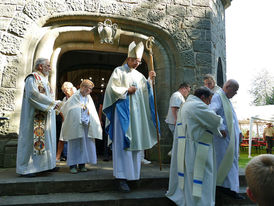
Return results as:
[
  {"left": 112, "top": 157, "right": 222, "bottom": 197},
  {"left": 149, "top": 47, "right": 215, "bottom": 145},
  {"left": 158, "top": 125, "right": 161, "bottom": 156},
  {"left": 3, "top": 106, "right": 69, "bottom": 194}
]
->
[{"left": 0, "top": 133, "right": 18, "bottom": 168}]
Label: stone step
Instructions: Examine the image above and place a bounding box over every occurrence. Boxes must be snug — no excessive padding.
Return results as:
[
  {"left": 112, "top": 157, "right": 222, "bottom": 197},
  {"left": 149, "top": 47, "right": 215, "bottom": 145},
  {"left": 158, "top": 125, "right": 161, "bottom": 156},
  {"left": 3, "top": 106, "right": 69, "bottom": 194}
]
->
[
  {"left": 0, "top": 189, "right": 175, "bottom": 206},
  {"left": 0, "top": 175, "right": 168, "bottom": 196},
  {"left": 0, "top": 161, "right": 170, "bottom": 196},
  {"left": 0, "top": 167, "right": 247, "bottom": 196},
  {"left": 0, "top": 161, "right": 253, "bottom": 205},
  {"left": 0, "top": 188, "right": 255, "bottom": 206},
  {"left": 0, "top": 174, "right": 247, "bottom": 197}
]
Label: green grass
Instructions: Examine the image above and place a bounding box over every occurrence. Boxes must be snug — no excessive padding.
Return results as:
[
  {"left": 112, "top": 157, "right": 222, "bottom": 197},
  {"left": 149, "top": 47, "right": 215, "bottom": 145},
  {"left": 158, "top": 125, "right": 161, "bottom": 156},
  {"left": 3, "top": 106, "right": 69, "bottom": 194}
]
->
[{"left": 239, "top": 147, "right": 267, "bottom": 169}]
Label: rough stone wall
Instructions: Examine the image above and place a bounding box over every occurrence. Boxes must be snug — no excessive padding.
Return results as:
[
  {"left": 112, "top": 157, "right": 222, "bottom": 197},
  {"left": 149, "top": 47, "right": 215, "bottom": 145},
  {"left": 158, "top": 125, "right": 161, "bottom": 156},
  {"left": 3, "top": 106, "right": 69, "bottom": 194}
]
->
[
  {"left": 210, "top": 0, "right": 227, "bottom": 79},
  {"left": 0, "top": 0, "right": 231, "bottom": 166}
]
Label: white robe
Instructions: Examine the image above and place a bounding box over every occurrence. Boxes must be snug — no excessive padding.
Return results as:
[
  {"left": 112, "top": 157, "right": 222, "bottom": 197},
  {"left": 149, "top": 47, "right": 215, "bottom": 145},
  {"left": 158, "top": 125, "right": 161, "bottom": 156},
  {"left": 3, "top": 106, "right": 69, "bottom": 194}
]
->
[
  {"left": 58, "top": 96, "right": 68, "bottom": 141},
  {"left": 67, "top": 125, "right": 97, "bottom": 166},
  {"left": 166, "top": 95, "right": 222, "bottom": 206},
  {"left": 103, "top": 64, "right": 158, "bottom": 180},
  {"left": 60, "top": 90, "right": 102, "bottom": 141},
  {"left": 112, "top": 108, "right": 141, "bottom": 180},
  {"left": 60, "top": 91, "right": 102, "bottom": 166},
  {"left": 209, "top": 89, "right": 241, "bottom": 193},
  {"left": 212, "top": 85, "right": 221, "bottom": 93},
  {"left": 16, "top": 73, "right": 57, "bottom": 175},
  {"left": 103, "top": 64, "right": 158, "bottom": 150}
]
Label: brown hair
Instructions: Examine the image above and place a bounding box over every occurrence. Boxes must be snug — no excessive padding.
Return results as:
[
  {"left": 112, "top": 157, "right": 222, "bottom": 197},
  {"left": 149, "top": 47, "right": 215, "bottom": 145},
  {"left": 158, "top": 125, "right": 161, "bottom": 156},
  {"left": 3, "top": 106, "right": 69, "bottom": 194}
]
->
[
  {"left": 80, "top": 79, "right": 94, "bottom": 88},
  {"left": 245, "top": 154, "right": 274, "bottom": 206}
]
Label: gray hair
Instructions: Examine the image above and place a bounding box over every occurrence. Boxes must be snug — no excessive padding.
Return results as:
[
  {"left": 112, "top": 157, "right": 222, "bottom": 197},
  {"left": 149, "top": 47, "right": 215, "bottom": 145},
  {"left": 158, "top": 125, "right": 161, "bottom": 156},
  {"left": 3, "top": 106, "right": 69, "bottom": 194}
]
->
[
  {"left": 34, "top": 58, "right": 48, "bottom": 70},
  {"left": 203, "top": 74, "right": 216, "bottom": 82}
]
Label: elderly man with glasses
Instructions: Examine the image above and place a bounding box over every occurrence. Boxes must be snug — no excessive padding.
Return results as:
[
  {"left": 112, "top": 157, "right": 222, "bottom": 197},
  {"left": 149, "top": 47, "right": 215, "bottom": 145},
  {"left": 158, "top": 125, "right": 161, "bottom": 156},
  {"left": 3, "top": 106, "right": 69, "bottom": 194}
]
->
[
  {"left": 16, "top": 58, "right": 61, "bottom": 177},
  {"left": 103, "top": 41, "right": 159, "bottom": 192},
  {"left": 210, "top": 79, "right": 245, "bottom": 200}
]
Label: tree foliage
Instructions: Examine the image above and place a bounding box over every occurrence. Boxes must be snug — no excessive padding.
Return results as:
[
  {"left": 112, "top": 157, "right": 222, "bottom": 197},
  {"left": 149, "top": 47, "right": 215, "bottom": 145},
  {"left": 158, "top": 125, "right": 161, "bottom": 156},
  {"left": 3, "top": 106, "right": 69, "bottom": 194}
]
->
[
  {"left": 265, "top": 87, "right": 274, "bottom": 104},
  {"left": 249, "top": 69, "right": 274, "bottom": 106}
]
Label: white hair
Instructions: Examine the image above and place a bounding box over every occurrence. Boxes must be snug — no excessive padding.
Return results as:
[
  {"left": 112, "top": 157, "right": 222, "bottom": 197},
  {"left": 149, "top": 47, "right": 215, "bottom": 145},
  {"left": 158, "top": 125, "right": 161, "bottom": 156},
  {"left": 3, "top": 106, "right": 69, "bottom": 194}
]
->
[
  {"left": 34, "top": 58, "right": 48, "bottom": 70},
  {"left": 61, "top": 82, "right": 74, "bottom": 92}
]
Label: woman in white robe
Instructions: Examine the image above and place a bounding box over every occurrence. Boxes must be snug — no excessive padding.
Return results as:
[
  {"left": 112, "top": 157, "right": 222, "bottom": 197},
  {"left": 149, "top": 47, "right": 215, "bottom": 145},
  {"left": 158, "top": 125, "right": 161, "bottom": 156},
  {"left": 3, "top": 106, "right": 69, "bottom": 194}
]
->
[{"left": 61, "top": 80, "right": 102, "bottom": 173}]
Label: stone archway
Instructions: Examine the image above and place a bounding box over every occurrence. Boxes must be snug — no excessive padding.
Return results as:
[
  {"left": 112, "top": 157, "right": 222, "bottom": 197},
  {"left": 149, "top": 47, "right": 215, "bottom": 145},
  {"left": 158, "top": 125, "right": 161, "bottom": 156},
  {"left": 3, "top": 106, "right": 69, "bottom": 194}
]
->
[
  {"left": 16, "top": 15, "right": 180, "bottom": 161},
  {"left": 0, "top": 0, "right": 232, "bottom": 166},
  {"left": 35, "top": 19, "right": 176, "bottom": 97},
  {"left": 0, "top": 0, "right": 188, "bottom": 138}
]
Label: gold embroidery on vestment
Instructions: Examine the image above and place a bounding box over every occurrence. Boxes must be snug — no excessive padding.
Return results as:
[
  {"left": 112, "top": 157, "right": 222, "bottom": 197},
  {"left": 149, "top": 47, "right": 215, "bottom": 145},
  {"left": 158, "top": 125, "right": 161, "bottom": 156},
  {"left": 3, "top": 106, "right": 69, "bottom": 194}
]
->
[{"left": 33, "top": 110, "right": 46, "bottom": 155}]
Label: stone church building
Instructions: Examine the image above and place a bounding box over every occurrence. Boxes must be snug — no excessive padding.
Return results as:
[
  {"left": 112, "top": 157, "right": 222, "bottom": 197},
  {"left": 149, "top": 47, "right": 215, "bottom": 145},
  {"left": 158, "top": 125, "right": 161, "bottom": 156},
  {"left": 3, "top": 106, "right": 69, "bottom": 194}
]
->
[{"left": 0, "top": 0, "right": 231, "bottom": 167}]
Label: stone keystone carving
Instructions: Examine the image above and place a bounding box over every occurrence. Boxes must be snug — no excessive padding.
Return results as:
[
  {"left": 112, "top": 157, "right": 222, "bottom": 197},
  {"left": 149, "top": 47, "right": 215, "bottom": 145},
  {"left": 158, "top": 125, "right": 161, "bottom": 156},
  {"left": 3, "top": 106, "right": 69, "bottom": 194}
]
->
[{"left": 97, "top": 19, "right": 118, "bottom": 44}]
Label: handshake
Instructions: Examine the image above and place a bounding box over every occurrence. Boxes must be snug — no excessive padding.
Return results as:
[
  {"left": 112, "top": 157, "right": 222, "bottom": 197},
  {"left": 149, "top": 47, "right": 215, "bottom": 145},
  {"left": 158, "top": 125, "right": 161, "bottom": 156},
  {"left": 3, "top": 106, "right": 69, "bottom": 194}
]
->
[{"left": 54, "top": 100, "right": 63, "bottom": 113}]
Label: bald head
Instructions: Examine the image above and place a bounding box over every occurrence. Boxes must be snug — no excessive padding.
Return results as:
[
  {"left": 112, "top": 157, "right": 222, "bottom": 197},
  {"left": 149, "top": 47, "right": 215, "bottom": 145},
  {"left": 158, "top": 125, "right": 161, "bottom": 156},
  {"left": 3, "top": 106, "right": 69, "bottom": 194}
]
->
[
  {"left": 223, "top": 79, "right": 239, "bottom": 99},
  {"left": 223, "top": 79, "right": 239, "bottom": 88}
]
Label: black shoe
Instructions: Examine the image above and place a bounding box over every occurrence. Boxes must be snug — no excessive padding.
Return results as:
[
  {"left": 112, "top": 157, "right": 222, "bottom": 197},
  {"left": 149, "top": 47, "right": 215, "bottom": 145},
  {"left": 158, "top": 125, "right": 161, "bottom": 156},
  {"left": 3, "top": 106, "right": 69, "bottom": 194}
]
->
[
  {"left": 103, "top": 156, "right": 109, "bottom": 161},
  {"left": 60, "top": 157, "right": 66, "bottom": 161},
  {"left": 48, "top": 167, "right": 60, "bottom": 172},
  {"left": 233, "top": 193, "right": 246, "bottom": 200},
  {"left": 117, "top": 179, "right": 130, "bottom": 192},
  {"left": 20, "top": 173, "right": 36, "bottom": 177},
  {"left": 217, "top": 186, "right": 245, "bottom": 200}
]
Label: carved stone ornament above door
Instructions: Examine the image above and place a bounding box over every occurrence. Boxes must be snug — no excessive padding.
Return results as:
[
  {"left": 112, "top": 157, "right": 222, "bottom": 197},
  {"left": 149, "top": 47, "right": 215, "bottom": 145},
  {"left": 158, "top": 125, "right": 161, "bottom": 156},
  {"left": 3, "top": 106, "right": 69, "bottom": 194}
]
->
[{"left": 97, "top": 19, "right": 118, "bottom": 44}]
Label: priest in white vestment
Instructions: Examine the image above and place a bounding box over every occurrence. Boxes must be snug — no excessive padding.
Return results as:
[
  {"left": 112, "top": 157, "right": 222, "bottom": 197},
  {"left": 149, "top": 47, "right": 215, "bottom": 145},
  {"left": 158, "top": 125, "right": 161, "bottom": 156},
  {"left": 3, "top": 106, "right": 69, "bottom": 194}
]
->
[
  {"left": 61, "top": 80, "right": 102, "bottom": 173},
  {"left": 209, "top": 79, "right": 245, "bottom": 200},
  {"left": 166, "top": 86, "right": 223, "bottom": 206},
  {"left": 103, "top": 41, "right": 158, "bottom": 192},
  {"left": 16, "top": 58, "right": 61, "bottom": 177}
]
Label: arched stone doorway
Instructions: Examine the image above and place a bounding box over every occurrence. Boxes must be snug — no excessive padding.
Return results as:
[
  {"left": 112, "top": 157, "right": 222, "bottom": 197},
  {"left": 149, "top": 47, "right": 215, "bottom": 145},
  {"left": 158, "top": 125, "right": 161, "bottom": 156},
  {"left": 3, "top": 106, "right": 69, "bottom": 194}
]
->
[
  {"left": 18, "top": 15, "right": 180, "bottom": 162},
  {"left": 0, "top": 0, "right": 231, "bottom": 166}
]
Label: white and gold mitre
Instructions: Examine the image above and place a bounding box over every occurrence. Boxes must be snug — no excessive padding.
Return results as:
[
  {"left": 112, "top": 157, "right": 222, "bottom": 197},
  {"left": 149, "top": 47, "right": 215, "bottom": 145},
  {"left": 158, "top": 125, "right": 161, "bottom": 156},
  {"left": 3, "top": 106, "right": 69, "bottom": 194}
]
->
[{"left": 128, "top": 41, "right": 144, "bottom": 59}]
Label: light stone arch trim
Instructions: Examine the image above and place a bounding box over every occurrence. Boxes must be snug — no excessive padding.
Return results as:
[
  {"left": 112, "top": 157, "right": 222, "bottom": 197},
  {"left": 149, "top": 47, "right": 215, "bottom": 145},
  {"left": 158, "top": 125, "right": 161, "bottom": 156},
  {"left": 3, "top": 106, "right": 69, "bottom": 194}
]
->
[
  {"left": 1, "top": 0, "right": 197, "bottom": 134},
  {"left": 32, "top": 24, "right": 175, "bottom": 96},
  {"left": 10, "top": 14, "right": 179, "bottom": 134}
]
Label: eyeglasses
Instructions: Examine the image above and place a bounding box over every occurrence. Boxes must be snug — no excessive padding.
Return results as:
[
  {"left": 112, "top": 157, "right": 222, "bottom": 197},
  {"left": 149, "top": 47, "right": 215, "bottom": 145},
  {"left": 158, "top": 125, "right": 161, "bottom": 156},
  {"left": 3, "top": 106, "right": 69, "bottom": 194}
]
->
[
  {"left": 43, "top": 64, "right": 51, "bottom": 68},
  {"left": 131, "top": 58, "right": 142, "bottom": 65}
]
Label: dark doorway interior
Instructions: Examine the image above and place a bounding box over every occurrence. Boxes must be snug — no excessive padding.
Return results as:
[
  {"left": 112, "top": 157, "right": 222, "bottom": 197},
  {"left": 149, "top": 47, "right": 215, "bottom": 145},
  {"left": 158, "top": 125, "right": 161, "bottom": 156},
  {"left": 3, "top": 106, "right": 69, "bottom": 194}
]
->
[{"left": 56, "top": 49, "right": 148, "bottom": 156}]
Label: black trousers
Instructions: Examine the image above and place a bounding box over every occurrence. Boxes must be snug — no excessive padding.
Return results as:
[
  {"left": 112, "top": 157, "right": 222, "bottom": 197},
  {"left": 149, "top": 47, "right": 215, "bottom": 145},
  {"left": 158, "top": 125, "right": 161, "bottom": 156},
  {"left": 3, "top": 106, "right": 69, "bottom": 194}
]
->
[{"left": 266, "top": 136, "right": 273, "bottom": 154}]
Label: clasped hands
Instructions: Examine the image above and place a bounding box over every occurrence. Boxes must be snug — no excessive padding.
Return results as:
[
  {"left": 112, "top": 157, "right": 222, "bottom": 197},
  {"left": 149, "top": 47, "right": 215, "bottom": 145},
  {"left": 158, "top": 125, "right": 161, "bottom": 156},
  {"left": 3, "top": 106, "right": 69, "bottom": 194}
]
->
[
  {"left": 128, "top": 86, "right": 137, "bottom": 94},
  {"left": 128, "top": 71, "right": 156, "bottom": 95}
]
